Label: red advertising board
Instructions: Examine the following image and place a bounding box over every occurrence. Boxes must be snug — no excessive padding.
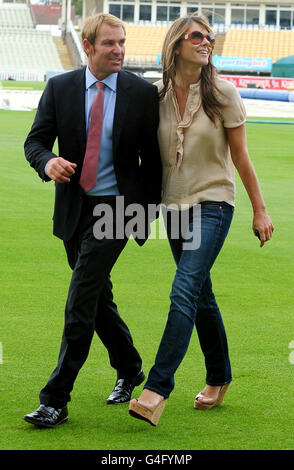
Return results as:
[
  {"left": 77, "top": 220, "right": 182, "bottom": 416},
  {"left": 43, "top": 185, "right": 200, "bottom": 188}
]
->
[{"left": 220, "top": 75, "right": 294, "bottom": 90}]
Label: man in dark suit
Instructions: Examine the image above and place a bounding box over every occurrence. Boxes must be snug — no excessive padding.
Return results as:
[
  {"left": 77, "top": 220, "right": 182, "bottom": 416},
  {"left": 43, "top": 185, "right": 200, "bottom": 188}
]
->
[{"left": 23, "top": 13, "right": 162, "bottom": 428}]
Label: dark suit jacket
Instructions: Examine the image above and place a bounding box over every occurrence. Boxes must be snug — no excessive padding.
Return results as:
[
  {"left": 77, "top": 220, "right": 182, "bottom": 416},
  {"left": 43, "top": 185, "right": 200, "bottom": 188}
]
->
[{"left": 24, "top": 68, "right": 162, "bottom": 243}]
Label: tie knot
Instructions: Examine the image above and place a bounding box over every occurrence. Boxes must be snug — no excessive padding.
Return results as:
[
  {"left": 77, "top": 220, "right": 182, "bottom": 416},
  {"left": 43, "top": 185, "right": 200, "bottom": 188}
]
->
[{"left": 96, "top": 81, "right": 104, "bottom": 90}]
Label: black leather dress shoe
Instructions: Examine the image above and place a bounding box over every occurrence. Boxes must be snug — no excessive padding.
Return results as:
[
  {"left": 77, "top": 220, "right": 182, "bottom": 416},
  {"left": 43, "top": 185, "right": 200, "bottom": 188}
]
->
[
  {"left": 107, "top": 370, "right": 145, "bottom": 404},
  {"left": 23, "top": 404, "right": 68, "bottom": 428}
]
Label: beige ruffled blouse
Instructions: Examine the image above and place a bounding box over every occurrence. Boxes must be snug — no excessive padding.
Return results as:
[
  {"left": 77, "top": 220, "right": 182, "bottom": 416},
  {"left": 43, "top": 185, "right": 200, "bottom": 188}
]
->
[{"left": 155, "top": 77, "right": 246, "bottom": 209}]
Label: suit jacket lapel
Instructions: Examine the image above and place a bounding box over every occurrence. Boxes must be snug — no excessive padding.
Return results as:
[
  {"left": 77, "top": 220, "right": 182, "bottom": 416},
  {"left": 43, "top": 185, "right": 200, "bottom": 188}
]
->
[{"left": 113, "top": 71, "right": 131, "bottom": 159}]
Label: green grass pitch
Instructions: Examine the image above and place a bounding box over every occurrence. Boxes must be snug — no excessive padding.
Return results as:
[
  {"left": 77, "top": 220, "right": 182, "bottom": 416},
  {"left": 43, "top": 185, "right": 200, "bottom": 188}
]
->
[{"left": 0, "top": 108, "right": 294, "bottom": 450}]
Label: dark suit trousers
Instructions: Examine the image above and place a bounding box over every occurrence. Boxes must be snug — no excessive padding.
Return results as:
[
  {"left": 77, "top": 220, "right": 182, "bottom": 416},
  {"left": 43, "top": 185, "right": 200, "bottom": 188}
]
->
[{"left": 39, "top": 198, "right": 142, "bottom": 408}]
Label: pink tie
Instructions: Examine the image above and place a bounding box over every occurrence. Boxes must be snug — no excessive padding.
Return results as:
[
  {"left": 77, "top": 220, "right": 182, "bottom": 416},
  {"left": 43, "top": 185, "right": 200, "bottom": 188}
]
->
[{"left": 80, "top": 81, "right": 104, "bottom": 192}]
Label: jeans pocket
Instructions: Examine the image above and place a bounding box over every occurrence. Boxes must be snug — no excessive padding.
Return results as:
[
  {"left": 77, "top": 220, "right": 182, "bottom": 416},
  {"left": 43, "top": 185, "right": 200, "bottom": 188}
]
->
[{"left": 200, "top": 201, "right": 233, "bottom": 210}]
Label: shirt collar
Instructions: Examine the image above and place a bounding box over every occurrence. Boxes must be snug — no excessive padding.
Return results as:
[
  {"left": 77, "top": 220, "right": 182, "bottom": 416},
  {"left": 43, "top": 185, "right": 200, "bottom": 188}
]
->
[{"left": 85, "top": 66, "right": 118, "bottom": 92}]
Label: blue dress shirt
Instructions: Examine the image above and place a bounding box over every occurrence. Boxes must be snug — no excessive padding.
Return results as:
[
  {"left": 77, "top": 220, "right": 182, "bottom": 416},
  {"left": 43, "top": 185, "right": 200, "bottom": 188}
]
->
[{"left": 85, "top": 66, "right": 120, "bottom": 196}]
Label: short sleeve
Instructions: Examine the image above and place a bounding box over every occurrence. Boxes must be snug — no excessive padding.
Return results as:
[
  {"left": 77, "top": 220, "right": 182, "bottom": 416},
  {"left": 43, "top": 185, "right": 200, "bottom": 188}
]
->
[{"left": 218, "top": 79, "right": 247, "bottom": 128}]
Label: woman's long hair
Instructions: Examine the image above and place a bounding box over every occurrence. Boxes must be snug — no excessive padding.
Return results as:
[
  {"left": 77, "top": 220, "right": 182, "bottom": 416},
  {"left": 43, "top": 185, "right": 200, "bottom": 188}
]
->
[{"left": 160, "top": 14, "right": 224, "bottom": 124}]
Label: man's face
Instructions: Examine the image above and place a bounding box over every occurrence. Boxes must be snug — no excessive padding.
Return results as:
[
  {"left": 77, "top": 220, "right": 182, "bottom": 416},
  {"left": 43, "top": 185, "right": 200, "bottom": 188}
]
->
[{"left": 83, "top": 23, "right": 126, "bottom": 80}]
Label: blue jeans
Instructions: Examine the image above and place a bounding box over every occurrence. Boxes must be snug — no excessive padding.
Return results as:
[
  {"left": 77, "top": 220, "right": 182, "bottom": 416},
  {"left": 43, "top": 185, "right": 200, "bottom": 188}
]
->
[{"left": 144, "top": 201, "right": 234, "bottom": 398}]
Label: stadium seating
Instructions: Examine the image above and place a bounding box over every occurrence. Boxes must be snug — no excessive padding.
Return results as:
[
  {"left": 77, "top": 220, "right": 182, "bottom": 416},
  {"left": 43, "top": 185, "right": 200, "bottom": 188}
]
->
[
  {"left": 123, "top": 24, "right": 294, "bottom": 65},
  {"left": 222, "top": 29, "right": 294, "bottom": 62},
  {"left": 124, "top": 24, "right": 169, "bottom": 64},
  {"left": 2, "top": 2, "right": 294, "bottom": 79},
  {"left": 0, "top": 3, "right": 64, "bottom": 81},
  {"left": 0, "top": 2, "right": 34, "bottom": 28}
]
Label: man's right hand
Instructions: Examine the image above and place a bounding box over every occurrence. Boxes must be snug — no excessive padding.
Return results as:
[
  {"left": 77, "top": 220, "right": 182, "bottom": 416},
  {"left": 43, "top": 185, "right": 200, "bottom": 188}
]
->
[{"left": 46, "top": 157, "right": 77, "bottom": 183}]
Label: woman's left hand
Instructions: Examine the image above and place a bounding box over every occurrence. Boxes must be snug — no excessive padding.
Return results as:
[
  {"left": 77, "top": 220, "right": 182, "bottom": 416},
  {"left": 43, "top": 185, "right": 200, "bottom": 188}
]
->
[
  {"left": 252, "top": 211, "right": 274, "bottom": 248},
  {"left": 226, "top": 125, "right": 274, "bottom": 248}
]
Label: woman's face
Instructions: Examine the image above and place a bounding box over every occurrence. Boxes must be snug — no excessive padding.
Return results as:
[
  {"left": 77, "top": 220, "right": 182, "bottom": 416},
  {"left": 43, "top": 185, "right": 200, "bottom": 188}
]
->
[{"left": 175, "top": 22, "right": 213, "bottom": 69}]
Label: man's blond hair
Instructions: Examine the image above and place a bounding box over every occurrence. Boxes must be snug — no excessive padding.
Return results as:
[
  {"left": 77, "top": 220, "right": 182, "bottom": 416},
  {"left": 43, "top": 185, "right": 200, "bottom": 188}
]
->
[{"left": 82, "top": 13, "right": 126, "bottom": 45}]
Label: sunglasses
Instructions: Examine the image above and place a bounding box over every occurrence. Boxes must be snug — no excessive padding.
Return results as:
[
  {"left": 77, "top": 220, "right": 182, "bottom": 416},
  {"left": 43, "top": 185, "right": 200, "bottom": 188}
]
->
[{"left": 183, "top": 31, "right": 215, "bottom": 46}]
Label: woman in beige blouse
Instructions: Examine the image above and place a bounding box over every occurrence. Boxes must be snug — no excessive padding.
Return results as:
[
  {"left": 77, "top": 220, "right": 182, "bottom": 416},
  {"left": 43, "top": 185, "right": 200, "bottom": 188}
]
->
[{"left": 129, "top": 14, "right": 274, "bottom": 426}]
